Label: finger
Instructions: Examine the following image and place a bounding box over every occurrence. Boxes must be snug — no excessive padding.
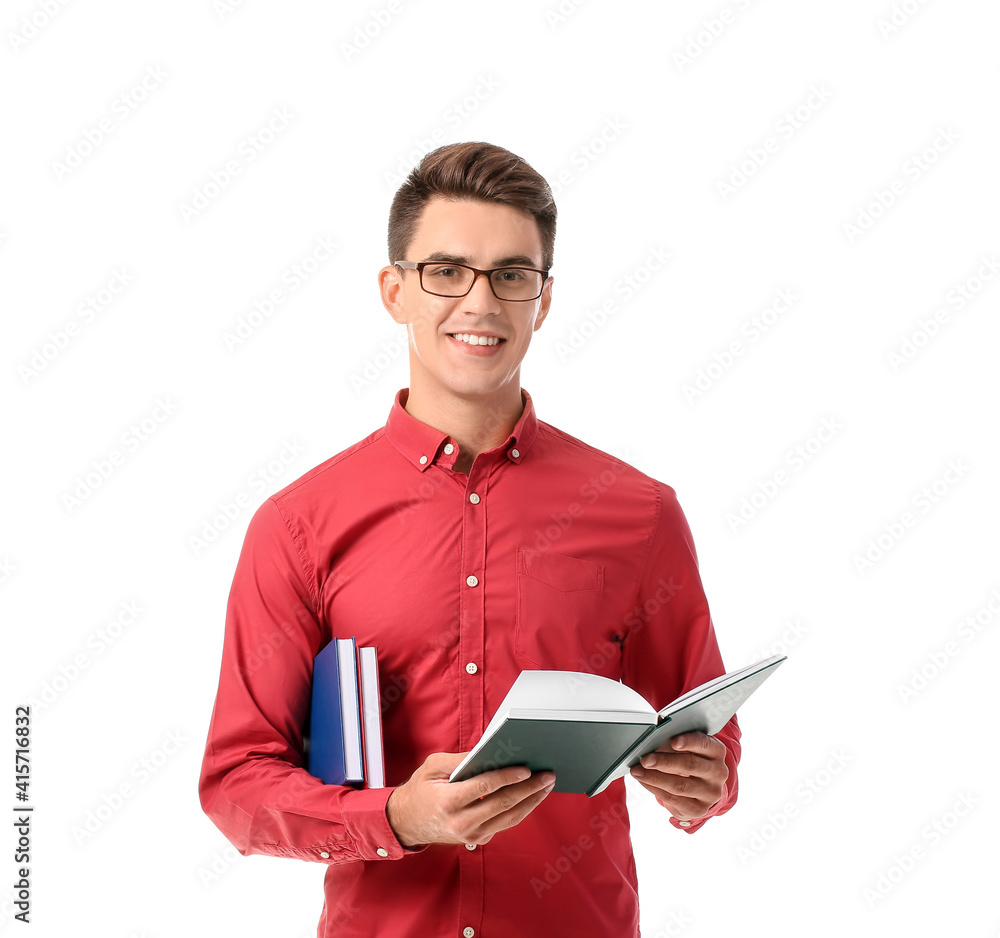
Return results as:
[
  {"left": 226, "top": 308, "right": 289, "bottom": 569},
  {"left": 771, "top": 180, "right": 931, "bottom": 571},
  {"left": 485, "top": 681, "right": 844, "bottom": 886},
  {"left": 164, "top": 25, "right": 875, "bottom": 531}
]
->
[
  {"left": 634, "top": 767, "right": 715, "bottom": 802},
  {"left": 466, "top": 776, "right": 556, "bottom": 843},
  {"left": 457, "top": 765, "right": 554, "bottom": 808},
  {"left": 669, "top": 733, "right": 725, "bottom": 757},
  {"left": 425, "top": 750, "right": 473, "bottom": 775},
  {"left": 467, "top": 771, "right": 555, "bottom": 832},
  {"left": 636, "top": 774, "right": 721, "bottom": 815},
  {"left": 463, "top": 765, "right": 530, "bottom": 805},
  {"left": 650, "top": 788, "right": 715, "bottom": 820},
  {"left": 635, "top": 750, "right": 710, "bottom": 778}
]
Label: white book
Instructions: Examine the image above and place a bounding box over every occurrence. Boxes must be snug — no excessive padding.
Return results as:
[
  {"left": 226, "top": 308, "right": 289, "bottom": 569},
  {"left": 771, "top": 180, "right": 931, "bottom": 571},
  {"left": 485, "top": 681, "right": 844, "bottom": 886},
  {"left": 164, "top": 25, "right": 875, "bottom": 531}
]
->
[{"left": 358, "top": 645, "right": 385, "bottom": 789}]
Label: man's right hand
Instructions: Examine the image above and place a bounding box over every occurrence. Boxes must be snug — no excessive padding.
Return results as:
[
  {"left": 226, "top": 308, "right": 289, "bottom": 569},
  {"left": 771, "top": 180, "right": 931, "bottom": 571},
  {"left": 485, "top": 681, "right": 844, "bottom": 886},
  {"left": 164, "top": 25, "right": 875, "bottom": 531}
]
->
[{"left": 385, "top": 752, "right": 556, "bottom": 848}]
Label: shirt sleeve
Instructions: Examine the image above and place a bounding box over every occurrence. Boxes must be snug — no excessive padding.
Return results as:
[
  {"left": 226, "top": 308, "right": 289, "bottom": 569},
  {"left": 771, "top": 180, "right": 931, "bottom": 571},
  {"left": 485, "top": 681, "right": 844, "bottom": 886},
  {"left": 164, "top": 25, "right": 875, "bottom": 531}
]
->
[
  {"left": 198, "top": 496, "right": 428, "bottom": 864},
  {"left": 619, "top": 482, "right": 741, "bottom": 835}
]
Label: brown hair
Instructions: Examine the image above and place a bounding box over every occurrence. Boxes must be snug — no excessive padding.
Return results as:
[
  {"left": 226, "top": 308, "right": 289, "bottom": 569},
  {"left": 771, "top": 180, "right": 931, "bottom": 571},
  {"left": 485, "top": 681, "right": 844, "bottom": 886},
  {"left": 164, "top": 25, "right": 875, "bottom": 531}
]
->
[{"left": 387, "top": 141, "right": 557, "bottom": 271}]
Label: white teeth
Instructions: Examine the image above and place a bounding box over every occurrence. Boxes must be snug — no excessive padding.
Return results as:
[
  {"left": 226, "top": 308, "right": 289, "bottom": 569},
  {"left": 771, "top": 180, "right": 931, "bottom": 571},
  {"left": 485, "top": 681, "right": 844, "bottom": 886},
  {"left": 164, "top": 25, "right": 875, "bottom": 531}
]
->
[{"left": 451, "top": 333, "right": 500, "bottom": 346}]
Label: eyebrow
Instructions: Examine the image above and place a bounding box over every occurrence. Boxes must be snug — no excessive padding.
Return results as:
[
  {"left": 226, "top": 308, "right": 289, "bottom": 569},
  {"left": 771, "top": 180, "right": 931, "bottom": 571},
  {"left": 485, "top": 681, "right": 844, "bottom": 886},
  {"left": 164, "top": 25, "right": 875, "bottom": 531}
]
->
[{"left": 421, "top": 251, "right": 543, "bottom": 269}]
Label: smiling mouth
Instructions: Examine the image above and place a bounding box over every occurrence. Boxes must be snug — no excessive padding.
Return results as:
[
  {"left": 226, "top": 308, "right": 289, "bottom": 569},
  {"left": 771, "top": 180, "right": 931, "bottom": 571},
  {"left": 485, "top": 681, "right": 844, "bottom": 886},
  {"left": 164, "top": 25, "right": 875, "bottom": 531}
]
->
[{"left": 448, "top": 333, "right": 505, "bottom": 347}]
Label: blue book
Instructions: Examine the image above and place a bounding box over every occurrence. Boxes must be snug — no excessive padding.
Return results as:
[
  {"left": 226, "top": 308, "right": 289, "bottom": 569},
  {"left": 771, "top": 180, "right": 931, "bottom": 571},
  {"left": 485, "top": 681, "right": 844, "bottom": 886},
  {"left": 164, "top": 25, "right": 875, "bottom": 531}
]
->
[{"left": 308, "top": 637, "right": 364, "bottom": 785}]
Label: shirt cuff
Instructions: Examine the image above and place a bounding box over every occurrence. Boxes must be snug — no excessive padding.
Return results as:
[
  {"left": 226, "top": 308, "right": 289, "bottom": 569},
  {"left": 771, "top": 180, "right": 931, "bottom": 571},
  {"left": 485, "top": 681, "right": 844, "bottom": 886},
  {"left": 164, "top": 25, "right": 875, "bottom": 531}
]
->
[{"left": 341, "top": 786, "right": 430, "bottom": 860}]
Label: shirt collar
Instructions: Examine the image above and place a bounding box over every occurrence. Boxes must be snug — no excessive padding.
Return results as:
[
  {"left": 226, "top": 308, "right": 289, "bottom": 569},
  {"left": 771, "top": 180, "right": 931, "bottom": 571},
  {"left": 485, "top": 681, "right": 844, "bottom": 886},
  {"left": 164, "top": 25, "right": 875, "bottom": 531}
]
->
[{"left": 385, "top": 387, "right": 539, "bottom": 472}]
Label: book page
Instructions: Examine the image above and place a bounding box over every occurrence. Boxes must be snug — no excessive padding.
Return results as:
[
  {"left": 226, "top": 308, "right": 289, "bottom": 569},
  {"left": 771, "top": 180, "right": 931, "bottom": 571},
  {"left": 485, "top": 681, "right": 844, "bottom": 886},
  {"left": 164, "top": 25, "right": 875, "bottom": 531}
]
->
[
  {"left": 508, "top": 707, "right": 653, "bottom": 724},
  {"left": 473, "top": 670, "right": 655, "bottom": 757},
  {"left": 497, "top": 670, "right": 653, "bottom": 717},
  {"left": 656, "top": 654, "right": 786, "bottom": 718}
]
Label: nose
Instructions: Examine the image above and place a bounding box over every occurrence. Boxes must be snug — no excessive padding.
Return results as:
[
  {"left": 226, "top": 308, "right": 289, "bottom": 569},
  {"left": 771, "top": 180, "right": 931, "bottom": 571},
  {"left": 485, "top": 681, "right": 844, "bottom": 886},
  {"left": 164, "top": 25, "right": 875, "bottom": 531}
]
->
[{"left": 463, "top": 270, "right": 501, "bottom": 313}]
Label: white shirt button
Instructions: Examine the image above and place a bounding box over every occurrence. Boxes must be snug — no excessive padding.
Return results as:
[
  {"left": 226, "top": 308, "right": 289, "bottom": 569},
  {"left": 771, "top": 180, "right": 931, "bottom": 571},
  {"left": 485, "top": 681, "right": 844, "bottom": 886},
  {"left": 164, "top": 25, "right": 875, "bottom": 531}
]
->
[
  {"left": 319, "top": 851, "right": 330, "bottom": 859},
  {"left": 443, "top": 443, "right": 455, "bottom": 455},
  {"left": 511, "top": 448, "right": 520, "bottom": 458},
  {"left": 465, "top": 843, "right": 477, "bottom": 850},
  {"left": 419, "top": 455, "right": 428, "bottom": 464},
  {"left": 466, "top": 574, "right": 479, "bottom": 587},
  {"left": 376, "top": 847, "right": 389, "bottom": 857},
  {"left": 469, "top": 493, "right": 480, "bottom": 504},
  {"left": 464, "top": 928, "right": 476, "bottom": 937},
  {"left": 679, "top": 820, "right": 692, "bottom": 828},
  {"left": 465, "top": 662, "right": 478, "bottom": 674}
]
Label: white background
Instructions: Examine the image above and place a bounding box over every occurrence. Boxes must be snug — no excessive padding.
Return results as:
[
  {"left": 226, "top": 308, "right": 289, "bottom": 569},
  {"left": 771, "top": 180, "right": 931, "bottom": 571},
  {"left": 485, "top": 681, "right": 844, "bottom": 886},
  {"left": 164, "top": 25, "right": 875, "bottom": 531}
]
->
[{"left": 2, "top": 1, "right": 998, "bottom": 935}]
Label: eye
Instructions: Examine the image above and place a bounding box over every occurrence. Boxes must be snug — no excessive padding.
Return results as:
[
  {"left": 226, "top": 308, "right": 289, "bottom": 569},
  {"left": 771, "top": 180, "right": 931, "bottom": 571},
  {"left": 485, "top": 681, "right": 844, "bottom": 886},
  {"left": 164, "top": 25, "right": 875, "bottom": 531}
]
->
[
  {"left": 496, "top": 268, "right": 526, "bottom": 281},
  {"left": 427, "top": 264, "right": 461, "bottom": 278}
]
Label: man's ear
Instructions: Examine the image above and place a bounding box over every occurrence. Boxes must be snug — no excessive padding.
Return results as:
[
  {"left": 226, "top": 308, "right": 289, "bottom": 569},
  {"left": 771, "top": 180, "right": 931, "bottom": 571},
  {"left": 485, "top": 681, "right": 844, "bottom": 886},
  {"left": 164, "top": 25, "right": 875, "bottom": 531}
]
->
[
  {"left": 378, "top": 264, "right": 409, "bottom": 325},
  {"left": 532, "top": 275, "right": 554, "bottom": 332}
]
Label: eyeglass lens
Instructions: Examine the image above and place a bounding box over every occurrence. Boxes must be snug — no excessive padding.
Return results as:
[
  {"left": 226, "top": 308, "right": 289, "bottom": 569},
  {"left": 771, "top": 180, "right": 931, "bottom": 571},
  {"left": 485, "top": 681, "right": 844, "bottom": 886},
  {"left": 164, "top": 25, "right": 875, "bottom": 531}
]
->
[{"left": 421, "top": 264, "right": 543, "bottom": 300}]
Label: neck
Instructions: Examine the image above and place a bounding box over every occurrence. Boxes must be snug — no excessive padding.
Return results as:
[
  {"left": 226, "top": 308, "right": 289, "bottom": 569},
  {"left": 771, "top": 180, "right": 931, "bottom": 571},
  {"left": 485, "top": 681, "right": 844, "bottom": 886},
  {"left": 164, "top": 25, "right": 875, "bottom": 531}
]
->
[{"left": 403, "top": 380, "right": 524, "bottom": 474}]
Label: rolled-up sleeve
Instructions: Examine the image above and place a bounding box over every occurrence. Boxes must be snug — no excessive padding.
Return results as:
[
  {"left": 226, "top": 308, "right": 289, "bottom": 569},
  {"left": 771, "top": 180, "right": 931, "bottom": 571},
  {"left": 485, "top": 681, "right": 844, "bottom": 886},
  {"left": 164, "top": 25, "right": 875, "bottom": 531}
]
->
[
  {"left": 198, "top": 496, "right": 427, "bottom": 864},
  {"left": 619, "top": 482, "right": 741, "bottom": 835}
]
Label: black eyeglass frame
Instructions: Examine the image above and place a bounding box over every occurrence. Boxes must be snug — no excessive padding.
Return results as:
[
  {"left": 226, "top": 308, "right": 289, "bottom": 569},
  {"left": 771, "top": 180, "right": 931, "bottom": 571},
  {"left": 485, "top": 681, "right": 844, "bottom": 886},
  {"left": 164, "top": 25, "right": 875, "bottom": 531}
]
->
[{"left": 393, "top": 260, "right": 551, "bottom": 302}]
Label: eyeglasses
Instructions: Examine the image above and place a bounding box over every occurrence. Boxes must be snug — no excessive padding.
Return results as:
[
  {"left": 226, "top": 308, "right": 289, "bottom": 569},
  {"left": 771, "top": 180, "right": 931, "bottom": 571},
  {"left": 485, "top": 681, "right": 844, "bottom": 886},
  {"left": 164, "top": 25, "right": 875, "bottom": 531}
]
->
[{"left": 393, "top": 260, "right": 550, "bottom": 302}]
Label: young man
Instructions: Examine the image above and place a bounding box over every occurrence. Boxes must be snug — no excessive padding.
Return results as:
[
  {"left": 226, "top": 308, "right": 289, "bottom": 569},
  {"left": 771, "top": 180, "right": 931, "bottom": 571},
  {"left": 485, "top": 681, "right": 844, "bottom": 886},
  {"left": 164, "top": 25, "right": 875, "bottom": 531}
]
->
[{"left": 199, "top": 141, "right": 740, "bottom": 937}]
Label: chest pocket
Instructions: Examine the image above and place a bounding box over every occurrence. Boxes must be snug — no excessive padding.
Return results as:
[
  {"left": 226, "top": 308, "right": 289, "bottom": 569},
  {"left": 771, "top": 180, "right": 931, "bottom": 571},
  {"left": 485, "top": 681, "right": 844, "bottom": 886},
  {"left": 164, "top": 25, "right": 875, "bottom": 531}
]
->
[{"left": 514, "top": 548, "right": 616, "bottom": 675}]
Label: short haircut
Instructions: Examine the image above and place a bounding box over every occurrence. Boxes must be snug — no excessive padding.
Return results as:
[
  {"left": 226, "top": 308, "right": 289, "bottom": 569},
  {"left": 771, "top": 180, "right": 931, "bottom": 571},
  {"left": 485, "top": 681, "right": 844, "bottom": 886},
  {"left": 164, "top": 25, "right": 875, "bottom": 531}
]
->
[{"left": 387, "top": 141, "right": 557, "bottom": 271}]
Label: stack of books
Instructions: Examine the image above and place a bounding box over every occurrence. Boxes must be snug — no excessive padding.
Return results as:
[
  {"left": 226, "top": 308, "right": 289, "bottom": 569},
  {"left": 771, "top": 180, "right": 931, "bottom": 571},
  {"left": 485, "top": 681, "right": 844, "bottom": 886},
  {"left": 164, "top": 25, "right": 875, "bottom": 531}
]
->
[{"left": 306, "top": 637, "right": 384, "bottom": 788}]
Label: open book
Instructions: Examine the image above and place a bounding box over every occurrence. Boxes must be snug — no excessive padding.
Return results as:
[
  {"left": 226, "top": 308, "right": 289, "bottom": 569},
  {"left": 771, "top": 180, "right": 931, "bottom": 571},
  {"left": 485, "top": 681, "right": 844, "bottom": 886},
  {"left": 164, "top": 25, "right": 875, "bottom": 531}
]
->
[{"left": 449, "top": 654, "right": 785, "bottom": 797}]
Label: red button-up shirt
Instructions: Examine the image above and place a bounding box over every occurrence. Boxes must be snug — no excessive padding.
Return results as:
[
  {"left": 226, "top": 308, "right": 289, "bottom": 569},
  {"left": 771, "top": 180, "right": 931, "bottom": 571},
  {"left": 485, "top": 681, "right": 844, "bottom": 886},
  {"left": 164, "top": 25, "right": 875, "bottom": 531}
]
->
[{"left": 199, "top": 387, "right": 740, "bottom": 938}]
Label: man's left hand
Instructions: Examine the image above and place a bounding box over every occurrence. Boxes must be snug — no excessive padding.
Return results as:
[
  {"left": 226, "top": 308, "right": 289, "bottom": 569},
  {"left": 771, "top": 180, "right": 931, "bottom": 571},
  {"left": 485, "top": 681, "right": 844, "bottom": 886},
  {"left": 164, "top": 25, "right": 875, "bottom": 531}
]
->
[{"left": 628, "top": 732, "right": 728, "bottom": 821}]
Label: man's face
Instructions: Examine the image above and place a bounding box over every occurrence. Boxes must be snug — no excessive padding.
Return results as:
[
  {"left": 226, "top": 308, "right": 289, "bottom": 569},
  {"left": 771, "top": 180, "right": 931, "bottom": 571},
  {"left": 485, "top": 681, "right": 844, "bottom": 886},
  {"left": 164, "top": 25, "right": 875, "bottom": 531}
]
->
[{"left": 380, "top": 196, "right": 552, "bottom": 404}]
